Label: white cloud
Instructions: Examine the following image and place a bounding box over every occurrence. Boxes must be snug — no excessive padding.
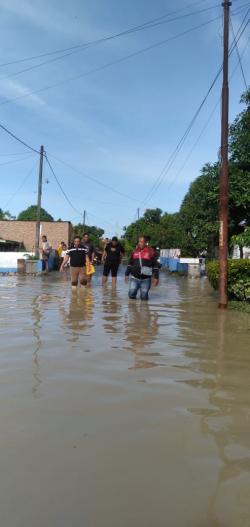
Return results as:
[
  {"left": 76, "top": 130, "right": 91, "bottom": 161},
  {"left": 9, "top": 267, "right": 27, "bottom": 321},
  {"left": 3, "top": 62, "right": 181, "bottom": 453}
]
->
[{"left": 0, "top": 78, "right": 46, "bottom": 107}]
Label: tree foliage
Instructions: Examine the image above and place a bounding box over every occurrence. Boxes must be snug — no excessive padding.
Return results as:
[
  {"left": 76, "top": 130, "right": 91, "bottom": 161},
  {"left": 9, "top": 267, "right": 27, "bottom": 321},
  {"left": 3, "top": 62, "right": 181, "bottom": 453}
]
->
[
  {"left": 0, "top": 208, "right": 15, "bottom": 220},
  {"left": 17, "top": 205, "right": 54, "bottom": 221},
  {"left": 73, "top": 223, "right": 105, "bottom": 248},
  {"left": 124, "top": 89, "right": 250, "bottom": 257},
  {"left": 124, "top": 208, "right": 184, "bottom": 252},
  {"left": 229, "top": 88, "right": 250, "bottom": 169}
]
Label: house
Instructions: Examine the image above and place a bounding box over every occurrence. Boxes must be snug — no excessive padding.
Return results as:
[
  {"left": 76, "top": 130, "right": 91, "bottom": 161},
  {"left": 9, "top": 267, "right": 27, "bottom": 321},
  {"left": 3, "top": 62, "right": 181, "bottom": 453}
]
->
[{"left": 0, "top": 221, "right": 73, "bottom": 251}]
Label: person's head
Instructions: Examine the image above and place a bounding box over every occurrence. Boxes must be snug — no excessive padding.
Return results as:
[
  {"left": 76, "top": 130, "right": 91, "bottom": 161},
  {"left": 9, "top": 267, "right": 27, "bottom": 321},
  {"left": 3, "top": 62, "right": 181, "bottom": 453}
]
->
[
  {"left": 138, "top": 236, "right": 147, "bottom": 250},
  {"left": 82, "top": 232, "right": 89, "bottom": 243},
  {"left": 60, "top": 241, "right": 65, "bottom": 247},
  {"left": 111, "top": 236, "right": 118, "bottom": 246},
  {"left": 42, "top": 235, "right": 47, "bottom": 242},
  {"left": 73, "top": 236, "right": 81, "bottom": 247},
  {"left": 62, "top": 243, "right": 67, "bottom": 250}
]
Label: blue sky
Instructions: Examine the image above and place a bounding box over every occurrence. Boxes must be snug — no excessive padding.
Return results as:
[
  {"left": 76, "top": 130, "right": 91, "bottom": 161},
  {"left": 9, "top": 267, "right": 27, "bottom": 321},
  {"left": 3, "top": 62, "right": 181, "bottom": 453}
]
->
[{"left": 0, "top": 0, "right": 249, "bottom": 236}]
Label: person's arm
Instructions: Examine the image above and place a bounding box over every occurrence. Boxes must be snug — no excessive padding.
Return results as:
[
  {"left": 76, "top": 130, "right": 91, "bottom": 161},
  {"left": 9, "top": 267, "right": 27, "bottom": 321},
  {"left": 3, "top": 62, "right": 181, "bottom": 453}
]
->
[
  {"left": 60, "top": 254, "right": 69, "bottom": 271},
  {"left": 90, "top": 244, "right": 95, "bottom": 263},
  {"left": 102, "top": 250, "right": 107, "bottom": 263},
  {"left": 152, "top": 253, "right": 159, "bottom": 285},
  {"left": 125, "top": 253, "right": 133, "bottom": 282}
]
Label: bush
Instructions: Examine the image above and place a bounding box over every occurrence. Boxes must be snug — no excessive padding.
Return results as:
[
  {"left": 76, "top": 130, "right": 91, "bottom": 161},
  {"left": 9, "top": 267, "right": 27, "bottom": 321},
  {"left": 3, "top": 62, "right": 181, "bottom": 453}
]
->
[{"left": 207, "top": 259, "right": 250, "bottom": 302}]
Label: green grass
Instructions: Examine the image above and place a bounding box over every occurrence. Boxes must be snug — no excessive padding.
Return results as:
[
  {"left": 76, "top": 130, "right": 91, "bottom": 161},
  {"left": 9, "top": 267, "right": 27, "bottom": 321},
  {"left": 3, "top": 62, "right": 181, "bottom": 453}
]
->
[{"left": 228, "top": 300, "right": 250, "bottom": 313}]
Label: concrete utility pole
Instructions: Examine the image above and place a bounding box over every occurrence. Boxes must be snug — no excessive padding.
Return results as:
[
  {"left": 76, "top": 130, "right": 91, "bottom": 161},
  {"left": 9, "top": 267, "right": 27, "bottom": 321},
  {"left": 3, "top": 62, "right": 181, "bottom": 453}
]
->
[
  {"left": 35, "top": 145, "right": 44, "bottom": 258},
  {"left": 218, "top": 0, "right": 231, "bottom": 308},
  {"left": 83, "top": 210, "right": 86, "bottom": 230},
  {"left": 137, "top": 208, "right": 140, "bottom": 220}
]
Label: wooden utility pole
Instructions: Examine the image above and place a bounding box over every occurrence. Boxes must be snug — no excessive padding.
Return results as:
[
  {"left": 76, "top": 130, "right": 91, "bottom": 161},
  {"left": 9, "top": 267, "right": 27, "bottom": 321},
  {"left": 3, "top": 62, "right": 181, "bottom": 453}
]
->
[
  {"left": 218, "top": 1, "right": 231, "bottom": 308},
  {"left": 35, "top": 145, "right": 44, "bottom": 258}
]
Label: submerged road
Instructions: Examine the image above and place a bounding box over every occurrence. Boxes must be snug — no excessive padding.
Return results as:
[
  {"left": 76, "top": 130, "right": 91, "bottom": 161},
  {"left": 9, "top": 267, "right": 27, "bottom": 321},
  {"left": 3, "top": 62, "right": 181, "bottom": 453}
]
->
[{"left": 0, "top": 268, "right": 249, "bottom": 526}]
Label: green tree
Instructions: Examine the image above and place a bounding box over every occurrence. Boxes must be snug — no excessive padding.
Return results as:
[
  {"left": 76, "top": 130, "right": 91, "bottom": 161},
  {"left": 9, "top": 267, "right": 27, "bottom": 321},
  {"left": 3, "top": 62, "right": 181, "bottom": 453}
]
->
[
  {"left": 229, "top": 88, "right": 250, "bottom": 169},
  {"left": 179, "top": 163, "right": 219, "bottom": 256},
  {"left": 73, "top": 224, "right": 104, "bottom": 248},
  {"left": 159, "top": 212, "right": 185, "bottom": 249},
  {"left": 18, "top": 205, "right": 54, "bottom": 221},
  {"left": 124, "top": 209, "right": 163, "bottom": 249},
  {"left": 0, "top": 208, "right": 15, "bottom": 220}
]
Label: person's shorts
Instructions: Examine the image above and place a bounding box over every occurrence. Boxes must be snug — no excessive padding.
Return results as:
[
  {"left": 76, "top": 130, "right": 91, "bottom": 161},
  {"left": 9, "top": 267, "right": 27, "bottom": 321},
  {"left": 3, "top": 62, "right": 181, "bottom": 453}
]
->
[
  {"left": 103, "top": 261, "right": 120, "bottom": 277},
  {"left": 70, "top": 266, "right": 87, "bottom": 286}
]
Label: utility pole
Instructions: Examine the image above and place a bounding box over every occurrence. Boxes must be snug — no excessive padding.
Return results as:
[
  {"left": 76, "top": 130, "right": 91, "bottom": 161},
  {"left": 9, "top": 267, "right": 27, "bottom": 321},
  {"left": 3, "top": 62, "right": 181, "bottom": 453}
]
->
[
  {"left": 218, "top": 1, "right": 231, "bottom": 309},
  {"left": 137, "top": 208, "right": 140, "bottom": 220},
  {"left": 83, "top": 210, "right": 86, "bottom": 230},
  {"left": 35, "top": 145, "right": 44, "bottom": 258}
]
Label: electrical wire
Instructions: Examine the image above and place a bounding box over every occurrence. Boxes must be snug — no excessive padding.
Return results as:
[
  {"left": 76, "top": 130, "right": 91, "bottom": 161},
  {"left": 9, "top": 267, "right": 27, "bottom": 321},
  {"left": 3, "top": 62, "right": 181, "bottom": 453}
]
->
[
  {"left": 0, "top": 150, "right": 32, "bottom": 156},
  {"left": 45, "top": 154, "right": 83, "bottom": 217},
  {"left": 3, "top": 160, "right": 37, "bottom": 209},
  {"left": 0, "top": 123, "right": 41, "bottom": 154},
  {"left": 160, "top": 33, "right": 250, "bottom": 197},
  {"left": 0, "top": 0, "right": 219, "bottom": 70},
  {"left": 45, "top": 154, "right": 116, "bottom": 228},
  {"left": 46, "top": 152, "right": 140, "bottom": 203},
  {"left": 0, "top": 4, "right": 225, "bottom": 86},
  {"left": 140, "top": 8, "right": 250, "bottom": 206},
  {"left": 0, "top": 15, "right": 223, "bottom": 108},
  {"left": 0, "top": 154, "right": 35, "bottom": 167},
  {"left": 230, "top": 16, "right": 248, "bottom": 90}
]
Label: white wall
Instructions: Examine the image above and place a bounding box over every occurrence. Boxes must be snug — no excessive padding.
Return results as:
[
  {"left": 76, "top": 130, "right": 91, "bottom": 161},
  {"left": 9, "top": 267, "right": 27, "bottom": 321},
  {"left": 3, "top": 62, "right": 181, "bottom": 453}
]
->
[
  {"left": 0, "top": 252, "right": 33, "bottom": 269},
  {"left": 232, "top": 245, "right": 250, "bottom": 259}
]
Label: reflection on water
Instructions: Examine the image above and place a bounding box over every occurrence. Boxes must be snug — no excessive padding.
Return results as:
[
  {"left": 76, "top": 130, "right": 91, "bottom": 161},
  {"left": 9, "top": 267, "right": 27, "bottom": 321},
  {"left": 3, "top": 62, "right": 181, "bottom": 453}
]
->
[
  {"left": 60, "top": 289, "right": 94, "bottom": 344},
  {"left": 124, "top": 302, "right": 160, "bottom": 370},
  {"left": 31, "top": 295, "right": 43, "bottom": 398},
  {"left": 0, "top": 270, "right": 249, "bottom": 527}
]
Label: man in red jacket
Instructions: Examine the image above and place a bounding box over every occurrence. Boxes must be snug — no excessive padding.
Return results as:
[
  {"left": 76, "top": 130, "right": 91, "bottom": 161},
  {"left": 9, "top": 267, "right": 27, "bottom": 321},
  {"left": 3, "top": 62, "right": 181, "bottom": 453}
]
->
[{"left": 125, "top": 236, "right": 159, "bottom": 300}]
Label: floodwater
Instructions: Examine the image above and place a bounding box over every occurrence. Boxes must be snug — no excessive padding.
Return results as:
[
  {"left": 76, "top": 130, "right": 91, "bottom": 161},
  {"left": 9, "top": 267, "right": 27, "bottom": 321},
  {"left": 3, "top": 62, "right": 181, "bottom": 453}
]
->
[{"left": 0, "top": 268, "right": 249, "bottom": 527}]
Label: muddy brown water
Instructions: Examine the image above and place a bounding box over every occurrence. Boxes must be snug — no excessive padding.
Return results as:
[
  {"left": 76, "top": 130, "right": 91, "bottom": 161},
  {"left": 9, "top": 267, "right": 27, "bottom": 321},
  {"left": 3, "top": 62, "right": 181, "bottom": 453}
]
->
[{"left": 0, "top": 268, "right": 249, "bottom": 527}]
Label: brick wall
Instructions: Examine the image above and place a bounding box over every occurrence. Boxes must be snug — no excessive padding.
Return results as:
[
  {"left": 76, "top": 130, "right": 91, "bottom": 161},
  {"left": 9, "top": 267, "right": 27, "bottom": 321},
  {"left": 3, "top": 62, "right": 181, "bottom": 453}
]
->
[{"left": 0, "top": 221, "right": 73, "bottom": 251}]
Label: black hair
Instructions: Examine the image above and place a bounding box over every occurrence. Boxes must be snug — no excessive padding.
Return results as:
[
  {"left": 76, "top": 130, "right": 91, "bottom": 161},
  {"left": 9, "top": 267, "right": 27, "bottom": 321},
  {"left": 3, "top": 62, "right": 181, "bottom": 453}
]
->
[
  {"left": 83, "top": 232, "right": 89, "bottom": 237},
  {"left": 112, "top": 236, "right": 118, "bottom": 242}
]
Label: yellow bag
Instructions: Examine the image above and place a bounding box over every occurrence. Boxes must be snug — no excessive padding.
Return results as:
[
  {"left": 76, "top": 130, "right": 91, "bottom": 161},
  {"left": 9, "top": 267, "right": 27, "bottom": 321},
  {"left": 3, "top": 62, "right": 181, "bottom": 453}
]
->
[{"left": 86, "top": 257, "right": 95, "bottom": 276}]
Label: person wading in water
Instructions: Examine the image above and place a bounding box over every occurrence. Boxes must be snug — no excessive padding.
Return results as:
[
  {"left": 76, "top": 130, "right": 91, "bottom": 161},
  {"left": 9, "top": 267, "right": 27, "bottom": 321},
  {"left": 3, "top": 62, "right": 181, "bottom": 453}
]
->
[
  {"left": 125, "top": 236, "right": 159, "bottom": 300},
  {"left": 60, "top": 236, "right": 87, "bottom": 290},
  {"left": 102, "top": 236, "right": 125, "bottom": 286}
]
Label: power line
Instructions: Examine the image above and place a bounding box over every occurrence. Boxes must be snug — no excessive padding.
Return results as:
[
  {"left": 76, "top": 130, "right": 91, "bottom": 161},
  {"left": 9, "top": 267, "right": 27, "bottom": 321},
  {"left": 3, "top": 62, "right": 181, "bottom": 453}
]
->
[
  {"left": 44, "top": 154, "right": 82, "bottom": 217},
  {"left": 160, "top": 33, "right": 250, "bottom": 197},
  {"left": 0, "top": 0, "right": 218, "bottom": 70},
  {"left": 0, "top": 154, "right": 35, "bottom": 167},
  {"left": 0, "top": 122, "right": 41, "bottom": 154},
  {"left": 46, "top": 152, "right": 140, "bottom": 203},
  {"left": 0, "top": 14, "right": 223, "bottom": 108},
  {"left": 0, "top": 4, "right": 224, "bottom": 85},
  {"left": 230, "top": 16, "right": 248, "bottom": 90},
  {"left": 3, "top": 160, "right": 37, "bottom": 210},
  {"left": 140, "top": 9, "right": 250, "bottom": 206},
  {"left": 0, "top": 150, "right": 32, "bottom": 156},
  {"left": 45, "top": 155, "right": 117, "bottom": 228}
]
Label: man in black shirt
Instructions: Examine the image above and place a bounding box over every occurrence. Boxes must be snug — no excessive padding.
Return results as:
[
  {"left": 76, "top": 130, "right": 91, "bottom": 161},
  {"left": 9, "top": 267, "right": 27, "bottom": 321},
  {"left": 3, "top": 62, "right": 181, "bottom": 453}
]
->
[
  {"left": 102, "top": 236, "right": 125, "bottom": 286},
  {"left": 60, "top": 236, "right": 87, "bottom": 289}
]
